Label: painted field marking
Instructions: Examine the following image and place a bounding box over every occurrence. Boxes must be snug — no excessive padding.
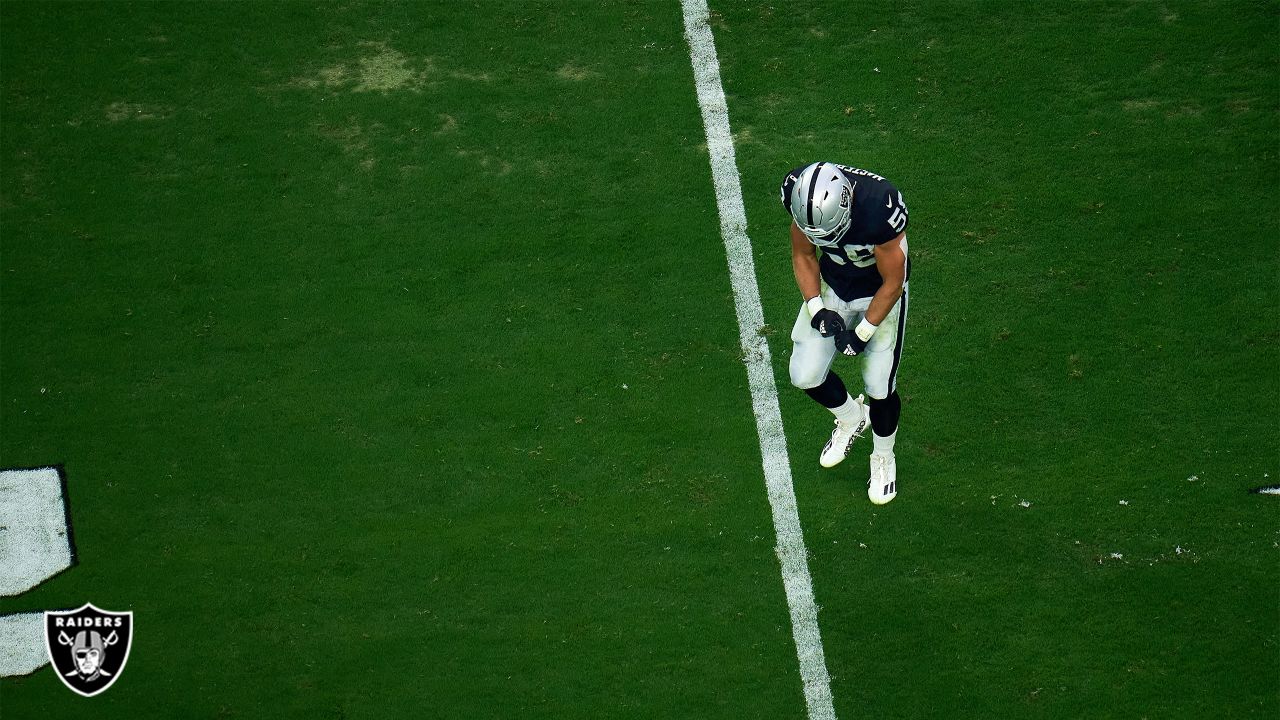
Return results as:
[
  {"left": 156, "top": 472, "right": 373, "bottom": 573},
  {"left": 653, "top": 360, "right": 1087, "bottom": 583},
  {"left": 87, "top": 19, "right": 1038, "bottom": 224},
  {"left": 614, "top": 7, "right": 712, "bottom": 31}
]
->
[
  {"left": 680, "top": 2, "right": 837, "bottom": 718},
  {"left": 0, "top": 613, "right": 49, "bottom": 677},
  {"left": 0, "top": 466, "right": 78, "bottom": 677}
]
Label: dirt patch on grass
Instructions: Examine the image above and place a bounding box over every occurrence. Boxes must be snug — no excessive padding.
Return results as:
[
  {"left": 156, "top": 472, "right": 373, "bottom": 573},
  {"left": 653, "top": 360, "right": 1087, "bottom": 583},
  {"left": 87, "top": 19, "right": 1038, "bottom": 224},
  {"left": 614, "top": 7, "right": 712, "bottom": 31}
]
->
[
  {"left": 316, "top": 121, "right": 371, "bottom": 154},
  {"left": 556, "top": 63, "right": 596, "bottom": 82},
  {"left": 1225, "top": 98, "right": 1252, "bottom": 114},
  {"left": 352, "top": 42, "right": 422, "bottom": 92},
  {"left": 455, "top": 148, "right": 511, "bottom": 176},
  {"left": 434, "top": 114, "right": 458, "bottom": 135},
  {"left": 1122, "top": 99, "right": 1161, "bottom": 112},
  {"left": 290, "top": 64, "right": 348, "bottom": 89},
  {"left": 105, "top": 102, "right": 170, "bottom": 122},
  {"left": 314, "top": 120, "right": 389, "bottom": 171},
  {"left": 286, "top": 42, "right": 491, "bottom": 94},
  {"left": 287, "top": 42, "right": 424, "bottom": 93},
  {"left": 732, "top": 126, "right": 762, "bottom": 146},
  {"left": 447, "top": 69, "right": 490, "bottom": 82}
]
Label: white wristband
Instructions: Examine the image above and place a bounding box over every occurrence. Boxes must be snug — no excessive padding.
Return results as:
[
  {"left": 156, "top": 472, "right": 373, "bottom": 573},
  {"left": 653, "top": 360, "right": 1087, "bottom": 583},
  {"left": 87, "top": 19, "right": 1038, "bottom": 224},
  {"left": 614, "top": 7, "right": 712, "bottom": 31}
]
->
[
  {"left": 806, "top": 296, "right": 825, "bottom": 318},
  {"left": 854, "top": 318, "right": 878, "bottom": 342}
]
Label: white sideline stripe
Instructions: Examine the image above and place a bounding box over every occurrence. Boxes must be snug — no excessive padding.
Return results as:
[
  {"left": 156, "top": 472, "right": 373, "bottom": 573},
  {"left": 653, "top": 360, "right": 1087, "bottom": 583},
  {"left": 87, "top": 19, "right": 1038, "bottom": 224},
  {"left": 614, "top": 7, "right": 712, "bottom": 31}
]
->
[{"left": 680, "top": 3, "right": 836, "bottom": 719}]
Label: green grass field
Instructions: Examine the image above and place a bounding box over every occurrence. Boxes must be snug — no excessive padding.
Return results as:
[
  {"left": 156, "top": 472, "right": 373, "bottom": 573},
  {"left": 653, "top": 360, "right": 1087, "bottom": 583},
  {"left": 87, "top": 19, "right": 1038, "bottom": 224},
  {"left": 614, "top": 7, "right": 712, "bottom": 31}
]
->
[{"left": 1, "top": 1, "right": 1276, "bottom": 718}]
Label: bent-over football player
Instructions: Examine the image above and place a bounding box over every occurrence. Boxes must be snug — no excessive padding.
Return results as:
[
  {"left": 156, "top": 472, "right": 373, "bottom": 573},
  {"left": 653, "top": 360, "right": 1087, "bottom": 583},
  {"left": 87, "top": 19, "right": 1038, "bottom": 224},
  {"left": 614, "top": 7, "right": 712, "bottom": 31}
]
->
[{"left": 781, "top": 162, "right": 909, "bottom": 504}]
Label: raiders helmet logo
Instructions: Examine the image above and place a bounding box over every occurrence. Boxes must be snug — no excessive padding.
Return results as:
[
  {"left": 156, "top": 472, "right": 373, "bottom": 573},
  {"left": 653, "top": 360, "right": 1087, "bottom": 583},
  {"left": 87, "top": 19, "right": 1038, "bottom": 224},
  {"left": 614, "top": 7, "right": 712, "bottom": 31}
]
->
[{"left": 44, "top": 603, "right": 133, "bottom": 697}]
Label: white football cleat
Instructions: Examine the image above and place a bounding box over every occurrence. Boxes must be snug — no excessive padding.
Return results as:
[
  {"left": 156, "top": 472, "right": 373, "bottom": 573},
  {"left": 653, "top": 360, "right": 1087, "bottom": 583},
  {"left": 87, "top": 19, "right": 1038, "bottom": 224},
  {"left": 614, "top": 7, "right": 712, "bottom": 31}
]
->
[
  {"left": 819, "top": 395, "right": 871, "bottom": 468},
  {"left": 867, "top": 452, "right": 897, "bottom": 505}
]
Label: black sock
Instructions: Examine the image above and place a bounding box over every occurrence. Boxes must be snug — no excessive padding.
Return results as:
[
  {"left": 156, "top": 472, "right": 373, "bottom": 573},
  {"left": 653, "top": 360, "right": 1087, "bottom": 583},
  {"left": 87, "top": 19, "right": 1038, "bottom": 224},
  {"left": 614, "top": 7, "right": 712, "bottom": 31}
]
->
[
  {"left": 868, "top": 392, "right": 900, "bottom": 436},
  {"left": 803, "top": 372, "right": 849, "bottom": 409}
]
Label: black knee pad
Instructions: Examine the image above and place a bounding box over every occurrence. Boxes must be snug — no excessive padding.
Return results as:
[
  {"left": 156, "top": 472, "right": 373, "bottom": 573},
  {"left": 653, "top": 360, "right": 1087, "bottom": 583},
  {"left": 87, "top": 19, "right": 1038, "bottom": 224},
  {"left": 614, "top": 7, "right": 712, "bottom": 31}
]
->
[{"left": 803, "top": 372, "right": 849, "bottom": 409}]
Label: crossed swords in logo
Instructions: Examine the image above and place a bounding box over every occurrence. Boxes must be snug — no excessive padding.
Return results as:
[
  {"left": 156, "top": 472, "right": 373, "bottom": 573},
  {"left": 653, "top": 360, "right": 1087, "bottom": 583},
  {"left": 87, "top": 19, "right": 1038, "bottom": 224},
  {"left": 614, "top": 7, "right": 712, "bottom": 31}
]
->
[{"left": 55, "top": 630, "right": 120, "bottom": 678}]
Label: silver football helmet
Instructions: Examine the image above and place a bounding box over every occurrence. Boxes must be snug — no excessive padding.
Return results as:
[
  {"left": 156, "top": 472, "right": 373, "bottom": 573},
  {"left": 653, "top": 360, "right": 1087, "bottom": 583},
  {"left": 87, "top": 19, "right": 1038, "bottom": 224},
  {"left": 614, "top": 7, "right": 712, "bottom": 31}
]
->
[{"left": 788, "top": 162, "right": 854, "bottom": 247}]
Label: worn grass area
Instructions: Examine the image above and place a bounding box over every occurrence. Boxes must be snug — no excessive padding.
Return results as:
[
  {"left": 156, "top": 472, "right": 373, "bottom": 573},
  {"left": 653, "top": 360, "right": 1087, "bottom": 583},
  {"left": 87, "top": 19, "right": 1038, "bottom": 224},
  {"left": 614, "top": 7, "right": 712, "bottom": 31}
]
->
[{"left": 1, "top": 1, "right": 1277, "bottom": 718}]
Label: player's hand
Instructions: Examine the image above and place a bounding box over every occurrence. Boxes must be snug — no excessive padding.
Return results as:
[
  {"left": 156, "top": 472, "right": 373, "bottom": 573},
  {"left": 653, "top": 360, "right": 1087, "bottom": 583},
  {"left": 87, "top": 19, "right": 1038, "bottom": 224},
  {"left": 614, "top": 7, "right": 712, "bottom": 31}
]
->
[
  {"left": 810, "top": 309, "right": 846, "bottom": 338},
  {"left": 834, "top": 329, "right": 868, "bottom": 356}
]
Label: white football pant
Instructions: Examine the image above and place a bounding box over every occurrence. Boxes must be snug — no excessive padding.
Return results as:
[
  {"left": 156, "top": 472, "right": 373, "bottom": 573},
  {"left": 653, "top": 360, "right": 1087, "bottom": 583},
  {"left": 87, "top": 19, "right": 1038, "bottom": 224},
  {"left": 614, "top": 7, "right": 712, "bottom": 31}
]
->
[{"left": 788, "top": 282, "right": 908, "bottom": 401}]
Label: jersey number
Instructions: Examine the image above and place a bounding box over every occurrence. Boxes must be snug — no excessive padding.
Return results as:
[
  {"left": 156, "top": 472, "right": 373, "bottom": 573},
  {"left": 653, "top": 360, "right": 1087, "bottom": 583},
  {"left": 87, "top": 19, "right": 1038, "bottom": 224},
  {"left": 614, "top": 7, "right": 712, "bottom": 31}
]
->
[
  {"left": 886, "top": 191, "right": 908, "bottom": 233},
  {"left": 827, "top": 244, "right": 876, "bottom": 268},
  {"left": 846, "top": 244, "right": 877, "bottom": 268}
]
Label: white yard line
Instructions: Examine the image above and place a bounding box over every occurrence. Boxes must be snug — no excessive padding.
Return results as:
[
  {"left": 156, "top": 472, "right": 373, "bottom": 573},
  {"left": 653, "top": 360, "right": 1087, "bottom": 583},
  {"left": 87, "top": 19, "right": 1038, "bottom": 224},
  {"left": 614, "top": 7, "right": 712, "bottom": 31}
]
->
[{"left": 679, "top": 2, "right": 837, "bottom": 718}]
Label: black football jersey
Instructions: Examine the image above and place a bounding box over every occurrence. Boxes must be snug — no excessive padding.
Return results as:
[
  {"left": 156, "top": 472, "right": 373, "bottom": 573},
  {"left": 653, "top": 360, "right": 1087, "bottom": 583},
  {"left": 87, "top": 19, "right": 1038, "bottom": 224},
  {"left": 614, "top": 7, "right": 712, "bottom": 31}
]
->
[{"left": 781, "top": 164, "right": 909, "bottom": 301}]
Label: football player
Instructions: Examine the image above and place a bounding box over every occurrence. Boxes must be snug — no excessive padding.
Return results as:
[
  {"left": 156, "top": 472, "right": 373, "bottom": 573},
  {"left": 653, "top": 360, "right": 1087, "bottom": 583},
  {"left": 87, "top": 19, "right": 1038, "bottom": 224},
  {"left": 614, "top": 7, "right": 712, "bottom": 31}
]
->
[{"left": 781, "top": 162, "right": 909, "bottom": 504}]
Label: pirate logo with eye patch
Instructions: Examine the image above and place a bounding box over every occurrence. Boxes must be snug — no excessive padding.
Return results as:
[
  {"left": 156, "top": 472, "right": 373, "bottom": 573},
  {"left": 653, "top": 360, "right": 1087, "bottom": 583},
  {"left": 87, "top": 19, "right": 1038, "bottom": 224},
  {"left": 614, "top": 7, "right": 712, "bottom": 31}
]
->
[{"left": 44, "top": 603, "right": 133, "bottom": 697}]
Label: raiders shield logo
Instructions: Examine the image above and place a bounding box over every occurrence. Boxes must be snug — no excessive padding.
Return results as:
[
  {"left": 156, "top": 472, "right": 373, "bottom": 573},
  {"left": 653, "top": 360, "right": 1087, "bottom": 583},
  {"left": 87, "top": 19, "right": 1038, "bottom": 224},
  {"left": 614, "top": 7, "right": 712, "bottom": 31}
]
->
[{"left": 44, "top": 603, "right": 133, "bottom": 697}]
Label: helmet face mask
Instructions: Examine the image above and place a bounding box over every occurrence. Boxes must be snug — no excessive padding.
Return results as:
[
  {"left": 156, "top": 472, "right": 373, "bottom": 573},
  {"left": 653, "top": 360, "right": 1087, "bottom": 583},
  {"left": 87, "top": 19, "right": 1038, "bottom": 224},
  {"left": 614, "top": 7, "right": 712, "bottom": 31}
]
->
[{"left": 789, "top": 162, "right": 854, "bottom": 247}]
